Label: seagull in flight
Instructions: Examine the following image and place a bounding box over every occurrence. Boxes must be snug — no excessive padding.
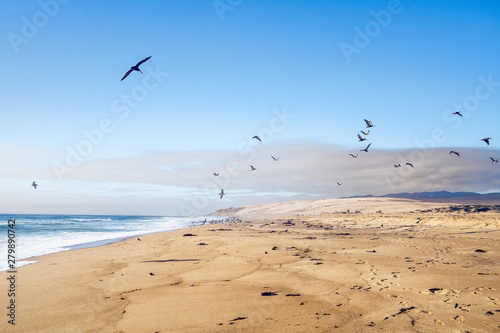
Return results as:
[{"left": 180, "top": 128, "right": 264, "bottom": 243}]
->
[
  {"left": 394, "top": 164, "right": 401, "bottom": 168},
  {"left": 360, "top": 130, "right": 370, "bottom": 136},
  {"left": 453, "top": 111, "right": 463, "bottom": 117},
  {"left": 481, "top": 137, "right": 492, "bottom": 145},
  {"left": 250, "top": 165, "right": 257, "bottom": 171},
  {"left": 252, "top": 136, "right": 261, "bottom": 142},
  {"left": 121, "top": 56, "right": 152, "bottom": 81},
  {"left": 406, "top": 162, "right": 414, "bottom": 168},
  {"left": 31, "top": 181, "right": 38, "bottom": 189},
  {"left": 357, "top": 134, "right": 367, "bottom": 142},
  {"left": 450, "top": 150, "right": 460, "bottom": 157},
  {"left": 219, "top": 189, "right": 225, "bottom": 199},
  {"left": 360, "top": 143, "right": 371, "bottom": 152},
  {"left": 364, "top": 119, "right": 374, "bottom": 128},
  {"left": 490, "top": 157, "right": 499, "bottom": 164},
  {"left": 271, "top": 156, "right": 280, "bottom": 161},
  {"left": 337, "top": 182, "right": 342, "bottom": 186},
  {"left": 213, "top": 173, "right": 219, "bottom": 176},
  {"left": 349, "top": 153, "right": 358, "bottom": 159}
]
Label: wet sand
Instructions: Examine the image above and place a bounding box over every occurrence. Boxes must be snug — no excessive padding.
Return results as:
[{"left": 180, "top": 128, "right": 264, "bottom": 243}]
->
[{"left": 1, "top": 198, "right": 499, "bottom": 332}]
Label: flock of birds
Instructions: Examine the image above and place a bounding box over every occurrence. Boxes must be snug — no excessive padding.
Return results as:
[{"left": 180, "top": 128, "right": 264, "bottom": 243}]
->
[
  {"left": 215, "top": 118, "right": 375, "bottom": 197},
  {"left": 29, "top": 56, "right": 498, "bottom": 196},
  {"left": 342, "top": 116, "right": 497, "bottom": 189},
  {"left": 215, "top": 134, "right": 280, "bottom": 199},
  {"left": 349, "top": 117, "right": 496, "bottom": 167},
  {"left": 445, "top": 116, "right": 496, "bottom": 162},
  {"left": 450, "top": 112, "right": 497, "bottom": 160}
]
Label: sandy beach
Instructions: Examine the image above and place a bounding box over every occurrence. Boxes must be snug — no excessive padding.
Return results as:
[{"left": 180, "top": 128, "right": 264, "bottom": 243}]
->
[{"left": 2, "top": 197, "right": 499, "bottom": 332}]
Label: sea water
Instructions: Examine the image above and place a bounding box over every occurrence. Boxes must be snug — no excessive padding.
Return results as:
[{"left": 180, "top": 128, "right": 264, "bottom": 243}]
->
[{"left": 0, "top": 214, "right": 208, "bottom": 272}]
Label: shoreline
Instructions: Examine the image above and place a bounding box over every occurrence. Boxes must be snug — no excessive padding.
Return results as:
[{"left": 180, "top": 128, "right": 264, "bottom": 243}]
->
[
  {"left": 0, "top": 215, "right": 218, "bottom": 272},
  {"left": 1, "top": 198, "right": 499, "bottom": 332},
  {"left": 5, "top": 235, "right": 136, "bottom": 273},
  {"left": 12, "top": 219, "right": 225, "bottom": 271}
]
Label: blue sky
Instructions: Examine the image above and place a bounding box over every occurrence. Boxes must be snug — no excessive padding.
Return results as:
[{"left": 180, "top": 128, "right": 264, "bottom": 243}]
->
[{"left": 1, "top": 0, "right": 499, "bottom": 215}]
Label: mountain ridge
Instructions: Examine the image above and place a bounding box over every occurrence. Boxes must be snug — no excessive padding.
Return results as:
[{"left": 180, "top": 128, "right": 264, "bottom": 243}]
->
[{"left": 342, "top": 191, "right": 500, "bottom": 202}]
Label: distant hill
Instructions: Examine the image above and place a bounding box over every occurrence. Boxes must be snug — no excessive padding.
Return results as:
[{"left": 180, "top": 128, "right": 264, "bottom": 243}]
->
[{"left": 343, "top": 191, "right": 500, "bottom": 204}]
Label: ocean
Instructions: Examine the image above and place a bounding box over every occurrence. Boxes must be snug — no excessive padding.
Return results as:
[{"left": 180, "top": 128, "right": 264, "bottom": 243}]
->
[{"left": 0, "top": 214, "right": 209, "bottom": 272}]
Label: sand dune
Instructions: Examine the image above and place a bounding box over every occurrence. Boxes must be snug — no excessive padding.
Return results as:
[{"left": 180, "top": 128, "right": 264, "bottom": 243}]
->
[
  {"left": 212, "top": 197, "right": 456, "bottom": 216},
  {"left": 1, "top": 197, "right": 499, "bottom": 332}
]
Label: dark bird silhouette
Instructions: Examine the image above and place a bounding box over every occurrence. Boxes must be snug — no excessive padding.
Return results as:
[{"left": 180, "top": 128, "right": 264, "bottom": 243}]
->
[
  {"left": 360, "top": 143, "right": 371, "bottom": 152},
  {"left": 490, "top": 157, "right": 499, "bottom": 164},
  {"left": 394, "top": 164, "right": 401, "bottom": 168},
  {"left": 136, "top": 237, "right": 141, "bottom": 241},
  {"left": 121, "top": 56, "right": 152, "bottom": 81},
  {"left": 250, "top": 165, "right": 257, "bottom": 171},
  {"left": 271, "top": 156, "right": 280, "bottom": 161},
  {"left": 364, "top": 119, "right": 374, "bottom": 128},
  {"left": 481, "top": 137, "right": 492, "bottom": 145},
  {"left": 450, "top": 150, "right": 460, "bottom": 157},
  {"left": 360, "top": 130, "right": 370, "bottom": 136},
  {"left": 453, "top": 111, "right": 463, "bottom": 117},
  {"left": 31, "top": 181, "right": 38, "bottom": 189},
  {"left": 337, "top": 182, "right": 342, "bottom": 186},
  {"left": 406, "top": 162, "right": 414, "bottom": 168},
  {"left": 213, "top": 173, "right": 219, "bottom": 176},
  {"left": 252, "top": 136, "right": 261, "bottom": 142},
  {"left": 219, "top": 189, "right": 225, "bottom": 199},
  {"left": 358, "top": 134, "right": 367, "bottom": 142},
  {"left": 349, "top": 153, "right": 358, "bottom": 159}
]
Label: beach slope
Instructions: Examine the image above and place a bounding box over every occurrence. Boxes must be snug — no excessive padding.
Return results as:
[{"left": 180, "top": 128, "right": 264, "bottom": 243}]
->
[{"left": 1, "top": 197, "right": 499, "bottom": 332}]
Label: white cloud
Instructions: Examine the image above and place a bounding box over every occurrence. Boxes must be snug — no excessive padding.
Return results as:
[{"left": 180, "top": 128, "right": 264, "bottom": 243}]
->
[{"left": 0, "top": 142, "right": 498, "bottom": 215}]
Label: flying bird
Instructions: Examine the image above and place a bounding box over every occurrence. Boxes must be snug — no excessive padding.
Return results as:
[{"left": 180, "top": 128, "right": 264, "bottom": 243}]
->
[
  {"left": 453, "top": 111, "right": 463, "bottom": 117},
  {"left": 219, "top": 189, "right": 225, "bottom": 199},
  {"left": 360, "top": 143, "right": 371, "bottom": 152},
  {"left": 252, "top": 136, "right": 261, "bottom": 142},
  {"left": 406, "top": 162, "right": 414, "bottom": 168},
  {"left": 360, "top": 130, "right": 370, "bottom": 136},
  {"left": 31, "top": 181, "right": 38, "bottom": 189},
  {"left": 490, "top": 157, "right": 498, "bottom": 164},
  {"left": 136, "top": 237, "right": 141, "bottom": 241},
  {"left": 450, "top": 150, "right": 460, "bottom": 157},
  {"left": 250, "top": 165, "right": 257, "bottom": 171},
  {"left": 271, "top": 156, "right": 280, "bottom": 161},
  {"left": 481, "top": 137, "right": 492, "bottom": 145},
  {"left": 364, "top": 119, "right": 374, "bottom": 128},
  {"left": 394, "top": 164, "right": 401, "bottom": 168},
  {"left": 357, "top": 134, "right": 367, "bottom": 142},
  {"left": 337, "top": 182, "right": 342, "bottom": 186},
  {"left": 121, "top": 56, "right": 152, "bottom": 81},
  {"left": 349, "top": 153, "right": 358, "bottom": 159},
  {"left": 213, "top": 173, "right": 219, "bottom": 176}
]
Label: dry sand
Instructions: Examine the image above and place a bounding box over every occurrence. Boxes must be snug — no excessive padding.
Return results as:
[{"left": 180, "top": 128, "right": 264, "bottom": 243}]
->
[{"left": 1, "top": 197, "right": 499, "bottom": 332}]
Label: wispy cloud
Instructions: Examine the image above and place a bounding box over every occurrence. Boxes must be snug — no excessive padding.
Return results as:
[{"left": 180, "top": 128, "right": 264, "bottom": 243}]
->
[{"left": 1, "top": 142, "right": 498, "bottom": 215}]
